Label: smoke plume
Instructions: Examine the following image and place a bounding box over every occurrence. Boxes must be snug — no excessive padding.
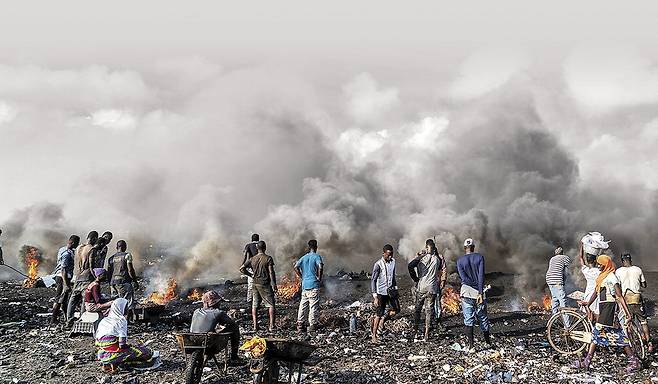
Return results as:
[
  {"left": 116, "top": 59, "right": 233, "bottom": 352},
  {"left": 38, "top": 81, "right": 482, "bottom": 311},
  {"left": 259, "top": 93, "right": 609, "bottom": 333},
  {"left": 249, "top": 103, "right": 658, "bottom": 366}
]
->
[{"left": 2, "top": 48, "right": 658, "bottom": 294}]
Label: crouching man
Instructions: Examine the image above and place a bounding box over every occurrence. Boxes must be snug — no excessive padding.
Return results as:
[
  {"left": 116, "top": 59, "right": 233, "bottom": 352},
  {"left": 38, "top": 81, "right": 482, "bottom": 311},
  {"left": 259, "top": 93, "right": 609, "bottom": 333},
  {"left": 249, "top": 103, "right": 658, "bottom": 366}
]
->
[{"left": 190, "top": 291, "right": 243, "bottom": 365}]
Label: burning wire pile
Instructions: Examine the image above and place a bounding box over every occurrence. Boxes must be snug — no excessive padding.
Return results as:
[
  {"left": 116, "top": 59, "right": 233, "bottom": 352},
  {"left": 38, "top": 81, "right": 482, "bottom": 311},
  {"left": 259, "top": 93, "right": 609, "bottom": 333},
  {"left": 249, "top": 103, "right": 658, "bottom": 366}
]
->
[
  {"left": 20, "top": 245, "right": 42, "bottom": 288},
  {"left": 524, "top": 294, "right": 552, "bottom": 313},
  {"left": 143, "top": 278, "right": 179, "bottom": 305},
  {"left": 441, "top": 287, "right": 461, "bottom": 315},
  {"left": 277, "top": 277, "right": 301, "bottom": 301}
]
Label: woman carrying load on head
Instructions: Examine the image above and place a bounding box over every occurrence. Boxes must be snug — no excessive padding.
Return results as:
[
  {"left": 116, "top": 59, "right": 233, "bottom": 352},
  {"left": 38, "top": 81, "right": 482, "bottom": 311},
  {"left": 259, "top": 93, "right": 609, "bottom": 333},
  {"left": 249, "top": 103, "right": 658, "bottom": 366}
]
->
[
  {"left": 575, "top": 255, "right": 640, "bottom": 373},
  {"left": 95, "top": 298, "right": 160, "bottom": 372}
]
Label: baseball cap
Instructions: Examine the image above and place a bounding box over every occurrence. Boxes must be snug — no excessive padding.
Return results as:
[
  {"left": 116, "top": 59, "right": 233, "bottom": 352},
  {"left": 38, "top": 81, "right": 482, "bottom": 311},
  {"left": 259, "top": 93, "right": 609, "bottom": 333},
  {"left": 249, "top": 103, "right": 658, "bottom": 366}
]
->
[{"left": 463, "top": 238, "right": 475, "bottom": 247}]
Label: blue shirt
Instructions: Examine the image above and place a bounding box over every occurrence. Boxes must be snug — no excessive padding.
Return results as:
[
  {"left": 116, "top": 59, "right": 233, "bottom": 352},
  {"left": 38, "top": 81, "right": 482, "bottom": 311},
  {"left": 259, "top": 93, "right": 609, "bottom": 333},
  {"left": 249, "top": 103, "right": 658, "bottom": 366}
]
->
[
  {"left": 457, "top": 252, "right": 485, "bottom": 294},
  {"left": 295, "top": 252, "right": 323, "bottom": 290},
  {"left": 52, "top": 246, "right": 75, "bottom": 279}
]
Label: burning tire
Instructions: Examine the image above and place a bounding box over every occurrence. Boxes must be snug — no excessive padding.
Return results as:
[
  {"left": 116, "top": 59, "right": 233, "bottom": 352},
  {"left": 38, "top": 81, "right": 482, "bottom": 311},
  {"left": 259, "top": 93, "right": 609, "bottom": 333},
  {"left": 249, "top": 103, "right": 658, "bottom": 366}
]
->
[{"left": 185, "top": 350, "right": 204, "bottom": 384}]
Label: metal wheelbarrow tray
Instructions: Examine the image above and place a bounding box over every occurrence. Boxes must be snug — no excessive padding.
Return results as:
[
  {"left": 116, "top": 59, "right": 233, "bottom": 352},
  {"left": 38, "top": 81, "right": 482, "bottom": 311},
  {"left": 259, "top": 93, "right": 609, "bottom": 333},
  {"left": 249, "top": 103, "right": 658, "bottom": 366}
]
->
[
  {"left": 175, "top": 332, "right": 232, "bottom": 356},
  {"left": 263, "top": 339, "right": 317, "bottom": 363}
]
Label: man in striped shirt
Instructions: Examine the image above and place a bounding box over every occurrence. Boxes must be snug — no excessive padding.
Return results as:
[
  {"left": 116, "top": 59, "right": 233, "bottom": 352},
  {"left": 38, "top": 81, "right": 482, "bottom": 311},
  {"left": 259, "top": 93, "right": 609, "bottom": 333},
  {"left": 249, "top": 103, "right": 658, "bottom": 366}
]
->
[{"left": 545, "top": 246, "right": 571, "bottom": 319}]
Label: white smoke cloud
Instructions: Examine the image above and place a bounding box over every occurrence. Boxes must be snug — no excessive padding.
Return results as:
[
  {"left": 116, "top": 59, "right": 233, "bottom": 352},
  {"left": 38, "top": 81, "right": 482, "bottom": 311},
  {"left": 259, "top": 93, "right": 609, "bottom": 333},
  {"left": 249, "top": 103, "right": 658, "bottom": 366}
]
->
[{"left": 2, "top": 47, "right": 658, "bottom": 292}]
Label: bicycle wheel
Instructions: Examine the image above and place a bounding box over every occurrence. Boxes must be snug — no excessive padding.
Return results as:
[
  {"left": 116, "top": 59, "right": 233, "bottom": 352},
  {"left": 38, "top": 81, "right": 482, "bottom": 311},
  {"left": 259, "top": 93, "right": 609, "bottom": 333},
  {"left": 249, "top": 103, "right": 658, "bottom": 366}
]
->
[
  {"left": 628, "top": 318, "right": 646, "bottom": 360},
  {"left": 547, "top": 308, "right": 592, "bottom": 355}
]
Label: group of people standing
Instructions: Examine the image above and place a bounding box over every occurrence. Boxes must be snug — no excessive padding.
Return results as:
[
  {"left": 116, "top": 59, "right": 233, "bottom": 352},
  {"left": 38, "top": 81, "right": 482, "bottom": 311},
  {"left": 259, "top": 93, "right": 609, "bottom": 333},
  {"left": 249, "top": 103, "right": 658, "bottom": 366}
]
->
[
  {"left": 545, "top": 242, "right": 652, "bottom": 373},
  {"left": 50, "top": 231, "right": 138, "bottom": 327},
  {"left": 370, "top": 238, "right": 493, "bottom": 352},
  {"left": 48, "top": 231, "right": 156, "bottom": 371},
  {"left": 239, "top": 234, "right": 324, "bottom": 335}
]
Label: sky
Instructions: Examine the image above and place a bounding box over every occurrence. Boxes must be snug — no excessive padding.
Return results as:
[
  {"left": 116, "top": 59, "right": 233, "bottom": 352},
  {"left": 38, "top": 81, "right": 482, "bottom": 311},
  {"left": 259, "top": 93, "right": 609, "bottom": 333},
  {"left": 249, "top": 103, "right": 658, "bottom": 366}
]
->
[{"left": 2, "top": 0, "right": 658, "bottom": 288}]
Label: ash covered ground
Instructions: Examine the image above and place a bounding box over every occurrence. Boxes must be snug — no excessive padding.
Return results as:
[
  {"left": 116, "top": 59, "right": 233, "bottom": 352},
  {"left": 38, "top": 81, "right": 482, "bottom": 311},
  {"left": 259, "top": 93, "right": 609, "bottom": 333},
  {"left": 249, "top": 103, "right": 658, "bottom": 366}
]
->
[{"left": 1, "top": 273, "right": 657, "bottom": 384}]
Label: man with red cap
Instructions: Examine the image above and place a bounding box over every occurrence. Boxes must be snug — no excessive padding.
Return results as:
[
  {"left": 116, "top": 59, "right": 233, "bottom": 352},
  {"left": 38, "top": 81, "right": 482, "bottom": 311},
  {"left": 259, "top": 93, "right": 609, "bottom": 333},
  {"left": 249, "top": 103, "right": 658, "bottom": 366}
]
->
[{"left": 190, "top": 291, "right": 242, "bottom": 364}]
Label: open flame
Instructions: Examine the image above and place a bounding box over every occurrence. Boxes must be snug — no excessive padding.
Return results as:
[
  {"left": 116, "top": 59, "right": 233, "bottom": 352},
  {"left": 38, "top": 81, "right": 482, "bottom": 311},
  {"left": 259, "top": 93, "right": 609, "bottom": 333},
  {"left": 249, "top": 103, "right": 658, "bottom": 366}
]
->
[
  {"left": 276, "top": 277, "right": 300, "bottom": 301},
  {"left": 525, "top": 294, "right": 552, "bottom": 312},
  {"left": 144, "top": 278, "right": 179, "bottom": 305},
  {"left": 187, "top": 288, "right": 204, "bottom": 301},
  {"left": 441, "top": 287, "right": 461, "bottom": 315},
  {"left": 21, "top": 246, "right": 41, "bottom": 288}
]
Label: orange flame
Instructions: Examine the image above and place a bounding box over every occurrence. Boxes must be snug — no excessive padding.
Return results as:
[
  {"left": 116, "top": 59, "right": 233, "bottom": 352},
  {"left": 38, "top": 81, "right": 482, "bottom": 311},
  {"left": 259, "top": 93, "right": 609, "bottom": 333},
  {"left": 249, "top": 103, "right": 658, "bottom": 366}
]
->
[
  {"left": 276, "top": 277, "right": 300, "bottom": 301},
  {"left": 525, "top": 294, "right": 552, "bottom": 312},
  {"left": 22, "top": 246, "right": 41, "bottom": 288},
  {"left": 441, "top": 287, "right": 461, "bottom": 315},
  {"left": 187, "top": 288, "right": 204, "bottom": 301},
  {"left": 145, "top": 278, "right": 179, "bottom": 305},
  {"left": 543, "top": 294, "right": 552, "bottom": 311}
]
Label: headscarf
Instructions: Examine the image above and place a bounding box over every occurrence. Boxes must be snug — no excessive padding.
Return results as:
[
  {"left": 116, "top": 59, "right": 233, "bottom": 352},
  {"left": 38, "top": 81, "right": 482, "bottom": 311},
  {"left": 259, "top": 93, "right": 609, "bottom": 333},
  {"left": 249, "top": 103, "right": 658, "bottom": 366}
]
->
[
  {"left": 93, "top": 268, "right": 106, "bottom": 278},
  {"left": 202, "top": 290, "right": 222, "bottom": 309},
  {"left": 95, "top": 298, "right": 128, "bottom": 339},
  {"left": 594, "top": 255, "right": 616, "bottom": 292}
]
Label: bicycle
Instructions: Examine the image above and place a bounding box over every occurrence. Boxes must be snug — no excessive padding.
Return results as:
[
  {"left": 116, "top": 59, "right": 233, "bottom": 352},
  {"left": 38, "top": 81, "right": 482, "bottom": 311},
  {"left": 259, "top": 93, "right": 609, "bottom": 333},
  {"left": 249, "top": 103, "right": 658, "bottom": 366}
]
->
[
  {"left": 546, "top": 306, "right": 646, "bottom": 359},
  {"left": 546, "top": 307, "right": 592, "bottom": 355}
]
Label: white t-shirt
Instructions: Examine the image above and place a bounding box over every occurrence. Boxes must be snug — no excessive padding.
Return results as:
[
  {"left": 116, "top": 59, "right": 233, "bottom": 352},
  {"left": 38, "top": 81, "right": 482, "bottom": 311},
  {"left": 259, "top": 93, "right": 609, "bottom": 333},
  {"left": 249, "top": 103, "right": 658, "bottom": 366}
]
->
[
  {"left": 581, "top": 266, "right": 600, "bottom": 313},
  {"left": 615, "top": 266, "right": 645, "bottom": 294}
]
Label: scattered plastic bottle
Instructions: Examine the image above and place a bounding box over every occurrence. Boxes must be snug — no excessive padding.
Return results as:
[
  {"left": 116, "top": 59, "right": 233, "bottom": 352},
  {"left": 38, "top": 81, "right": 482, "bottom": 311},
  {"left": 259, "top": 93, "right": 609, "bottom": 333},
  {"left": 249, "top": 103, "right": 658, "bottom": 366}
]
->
[{"left": 349, "top": 314, "right": 357, "bottom": 333}]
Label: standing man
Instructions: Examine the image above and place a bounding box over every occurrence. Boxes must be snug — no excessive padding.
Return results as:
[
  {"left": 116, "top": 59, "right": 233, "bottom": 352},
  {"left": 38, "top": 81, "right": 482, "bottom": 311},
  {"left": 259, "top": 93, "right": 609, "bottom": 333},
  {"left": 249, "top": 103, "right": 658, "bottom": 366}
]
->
[
  {"left": 51, "top": 235, "right": 80, "bottom": 324},
  {"left": 616, "top": 253, "right": 653, "bottom": 353},
  {"left": 457, "top": 238, "right": 492, "bottom": 352},
  {"left": 371, "top": 244, "right": 399, "bottom": 343},
  {"left": 242, "top": 234, "right": 260, "bottom": 304},
  {"left": 95, "top": 231, "right": 113, "bottom": 269},
  {"left": 545, "top": 246, "right": 571, "bottom": 327},
  {"left": 240, "top": 241, "right": 278, "bottom": 332},
  {"left": 408, "top": 239, "right": 442, "bottom": 340},
  {"left": 66, "top": 231, "right": 99, "bottom": 328},
  {"left": 295, "top": 239, "right": 324, "bottom": 334},
  {"left": 190, "top": 291, "right": 243, "bottom": 364},
  {"left": 107, "top": 240, "right": 139, "bottom": 319}
]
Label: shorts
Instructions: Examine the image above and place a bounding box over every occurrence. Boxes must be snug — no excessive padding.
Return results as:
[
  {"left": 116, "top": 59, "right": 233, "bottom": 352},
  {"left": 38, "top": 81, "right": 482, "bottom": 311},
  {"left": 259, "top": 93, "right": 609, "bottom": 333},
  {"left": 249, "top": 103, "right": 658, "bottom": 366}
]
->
[
  {"left": 376, "top": 294, "right": 400, "bottom": 317},
  {"left": 628, "top": 303, "right": 647, "bottom": 324},
  {"left": 253, "top": 284, "right": 275, "bottom": 309},
  {"left": 54, "top": 276, "right": 71, "bottom": 304}
]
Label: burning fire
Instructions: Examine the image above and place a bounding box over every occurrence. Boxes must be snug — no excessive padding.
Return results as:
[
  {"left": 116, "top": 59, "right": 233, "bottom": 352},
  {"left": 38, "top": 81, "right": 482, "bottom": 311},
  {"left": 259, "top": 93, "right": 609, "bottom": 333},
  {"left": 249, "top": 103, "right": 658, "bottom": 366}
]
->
[
  {"left": 144, "top": 278, "right": 179, "bottom": 305},
  {"left": 525, "top": 294, "right": 552, "bottom": 312},
  {"left": 187, "top": 288, "right": 204, "bottom": 301},
  {"left": 277, "top": 277, "right": 301, "bottom": 301},
  {"left": 441, "top": 287, "right": 461, "bottom": 315},
  {"left": 21, "top": 246, "right": 41, "bottom": 288}
]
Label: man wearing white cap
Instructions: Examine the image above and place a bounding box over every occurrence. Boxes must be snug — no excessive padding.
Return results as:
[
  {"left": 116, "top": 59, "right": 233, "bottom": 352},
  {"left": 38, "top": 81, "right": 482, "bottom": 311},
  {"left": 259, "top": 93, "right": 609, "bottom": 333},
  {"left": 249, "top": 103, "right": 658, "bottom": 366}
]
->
[{"left": 456, "top": 238, "right": 492, "bottom": 352}]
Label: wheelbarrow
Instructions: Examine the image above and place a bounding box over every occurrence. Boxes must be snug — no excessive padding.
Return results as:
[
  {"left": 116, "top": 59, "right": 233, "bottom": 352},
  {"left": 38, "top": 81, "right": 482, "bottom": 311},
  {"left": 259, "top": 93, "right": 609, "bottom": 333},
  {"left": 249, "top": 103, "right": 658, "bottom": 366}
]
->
[
  {"left": 175, "top": 332, "right": 232, "bottom": 384},
  {"left": 250, "top": 339, "right": 317, "bottom": 384}
]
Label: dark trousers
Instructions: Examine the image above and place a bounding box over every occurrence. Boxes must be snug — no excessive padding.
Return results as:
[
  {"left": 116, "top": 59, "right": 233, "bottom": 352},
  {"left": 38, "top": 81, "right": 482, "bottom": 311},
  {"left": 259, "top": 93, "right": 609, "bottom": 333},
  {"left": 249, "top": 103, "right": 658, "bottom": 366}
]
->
[
  {"left": 66, "top": 281, "right": 88, "bottom": 322},
  {"left": 414, "top": 290, "right": 437, "bottom": 330}
]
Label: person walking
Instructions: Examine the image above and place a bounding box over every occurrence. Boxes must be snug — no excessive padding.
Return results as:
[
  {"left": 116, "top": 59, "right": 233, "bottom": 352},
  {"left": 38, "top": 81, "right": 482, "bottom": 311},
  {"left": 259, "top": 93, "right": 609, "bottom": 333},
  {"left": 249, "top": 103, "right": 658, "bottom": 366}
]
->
[
  {"left": 616, "top": 253, "right": 653, "bottom": 353},
  {"left": 295, "top": 239, "right": 324, "bottom": 334},
  {"left": 576, "top": 255, "right": 640, "bottom": 373}
]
